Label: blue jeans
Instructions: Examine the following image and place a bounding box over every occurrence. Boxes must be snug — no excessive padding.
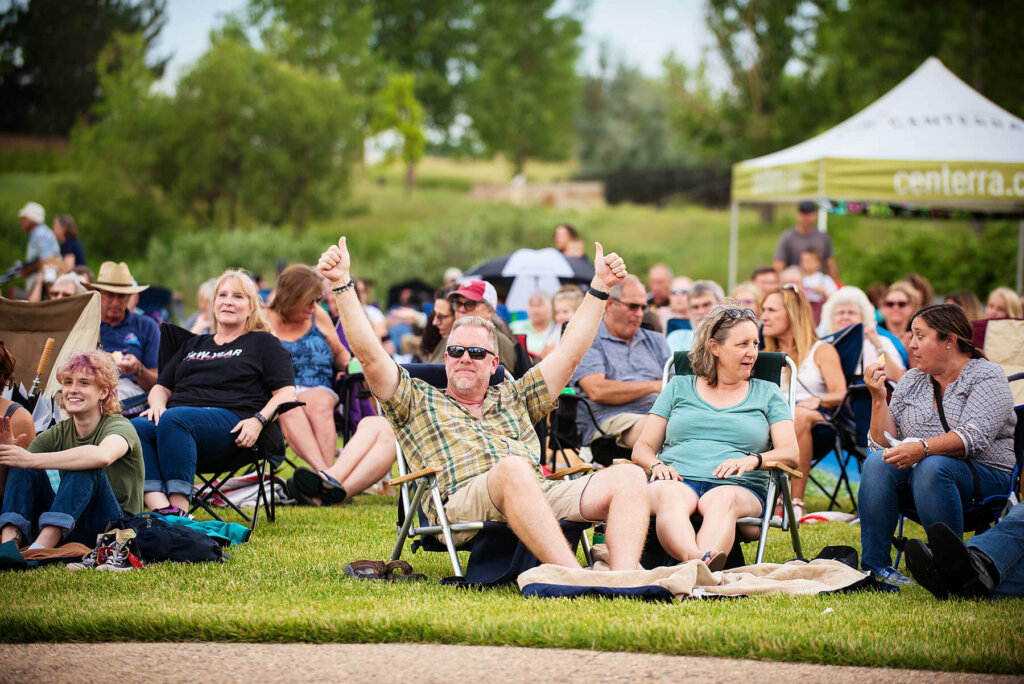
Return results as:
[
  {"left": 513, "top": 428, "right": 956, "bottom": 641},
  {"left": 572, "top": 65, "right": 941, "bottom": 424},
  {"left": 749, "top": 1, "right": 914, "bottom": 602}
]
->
[
  {"left": 969, "top": 502, "right": 1024, "bottom": 598},
  {"left": 858, "top": 451, "right": 1011, "bottom": 570},
  {"left": 0, "top": 467, "right": 123, "bottom": 546},
  {"left": 132, "top": 406, "right": 241, "bottom": 499}
]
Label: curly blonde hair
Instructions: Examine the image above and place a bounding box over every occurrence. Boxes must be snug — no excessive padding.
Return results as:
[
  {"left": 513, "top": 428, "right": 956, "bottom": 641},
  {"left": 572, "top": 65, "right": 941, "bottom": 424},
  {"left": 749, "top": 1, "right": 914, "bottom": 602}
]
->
[
  {"left": 56, "top": 351, "right": 122, "bottom": 415},
  {"left": 762, "top": 285, "right": 818, "bottom": 369}
]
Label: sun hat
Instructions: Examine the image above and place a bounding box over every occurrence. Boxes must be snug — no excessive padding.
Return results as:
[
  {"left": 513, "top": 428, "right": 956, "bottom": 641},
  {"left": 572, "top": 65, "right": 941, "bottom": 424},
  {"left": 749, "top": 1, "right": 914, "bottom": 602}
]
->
[
  {"left": 87, "top": 261, "right": 149, "bottom": 295},
  {"left": 18, "top": 202, "right": 45, "bottom": 224}
]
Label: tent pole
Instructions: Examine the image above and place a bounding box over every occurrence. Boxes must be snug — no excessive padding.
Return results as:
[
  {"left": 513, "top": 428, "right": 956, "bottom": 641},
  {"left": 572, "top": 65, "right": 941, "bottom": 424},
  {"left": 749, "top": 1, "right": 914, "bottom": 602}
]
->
[
  {"left": 1018, "top": 218, "right": 1023, "bottom": 294},
  {"left": 729, "top": 200, "right": 739, "bottom": 291}
]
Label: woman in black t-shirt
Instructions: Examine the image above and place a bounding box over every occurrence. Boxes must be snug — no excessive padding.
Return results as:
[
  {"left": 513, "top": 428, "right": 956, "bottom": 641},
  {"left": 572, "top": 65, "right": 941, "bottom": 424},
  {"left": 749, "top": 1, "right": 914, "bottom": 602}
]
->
[
  {"left": 53, "top": 213, "right": 87, "bottom": 272},
  {"left": 131, "top": 269, "right": 295, "bottom": 515}
]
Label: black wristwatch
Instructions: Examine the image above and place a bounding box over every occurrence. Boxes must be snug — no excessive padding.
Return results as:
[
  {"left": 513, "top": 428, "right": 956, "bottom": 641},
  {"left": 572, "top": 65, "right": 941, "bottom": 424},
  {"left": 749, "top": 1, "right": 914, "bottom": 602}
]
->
[
  {"left": 587, "top": 287, "right": 609, "bottom": 300},
  {"left": 253, "top": 413, "right": 268, "bottom": 427}
]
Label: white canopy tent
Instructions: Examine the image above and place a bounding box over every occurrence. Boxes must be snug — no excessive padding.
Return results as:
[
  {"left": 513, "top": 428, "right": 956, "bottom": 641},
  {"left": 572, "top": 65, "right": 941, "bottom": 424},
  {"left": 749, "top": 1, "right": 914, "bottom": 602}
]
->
[{"left": 729, "top": 57, "right": 1024, "bottom": 291}]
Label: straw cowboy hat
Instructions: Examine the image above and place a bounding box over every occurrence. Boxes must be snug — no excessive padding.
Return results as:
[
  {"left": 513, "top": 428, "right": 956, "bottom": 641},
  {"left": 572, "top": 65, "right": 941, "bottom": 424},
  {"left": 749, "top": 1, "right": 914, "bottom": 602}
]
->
[{"left": 87, "top": 261, "right": 149, "bottom": 295}]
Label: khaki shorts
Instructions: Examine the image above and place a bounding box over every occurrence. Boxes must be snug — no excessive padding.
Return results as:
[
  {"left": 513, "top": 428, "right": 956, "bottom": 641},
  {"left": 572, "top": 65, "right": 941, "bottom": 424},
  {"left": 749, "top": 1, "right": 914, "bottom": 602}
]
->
[
  {"left": 597, "top": 413, "right": 645, "bottom": 448},
  {"left": 443, "top": 470, "right": 596, "bottom": 544}
]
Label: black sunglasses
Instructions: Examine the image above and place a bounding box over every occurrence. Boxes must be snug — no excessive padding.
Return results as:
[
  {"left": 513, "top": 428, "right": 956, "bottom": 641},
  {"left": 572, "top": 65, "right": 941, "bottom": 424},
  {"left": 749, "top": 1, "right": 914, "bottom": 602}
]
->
[
  {"left": 884, "top": 300, "right": 910, "bottom": 308},
  {"left": 611, "top": 297, "right": 648, "bottom": 313},
  {"left": 710, "top": 308, "right": 757, "bottom": 338},
  {"left": 446, "top": 345, "right": 495, "bottom": 360}
]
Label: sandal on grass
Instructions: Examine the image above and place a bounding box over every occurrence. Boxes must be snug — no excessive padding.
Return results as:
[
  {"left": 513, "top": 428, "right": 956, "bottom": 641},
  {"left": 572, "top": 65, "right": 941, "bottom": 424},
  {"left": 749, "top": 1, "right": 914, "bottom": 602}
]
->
[
  {"left": 343, "top": 559, "right": 389, "bottom": 579},
  {"left": 382, "top": 559, "right": 426, "bottom": 581},
  {"left": 285, "top": 477, "right": 318, "bottom": 506},
  {"left": 292, "top": 467, "right": 348, "bottom": 505}
]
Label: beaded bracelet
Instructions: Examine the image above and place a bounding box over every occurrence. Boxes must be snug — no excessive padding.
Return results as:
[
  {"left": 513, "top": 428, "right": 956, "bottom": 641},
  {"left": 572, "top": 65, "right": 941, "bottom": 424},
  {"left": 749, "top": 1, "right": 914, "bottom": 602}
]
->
[{"left": 332, "top": 280, "right": 356, "bottom": 295}]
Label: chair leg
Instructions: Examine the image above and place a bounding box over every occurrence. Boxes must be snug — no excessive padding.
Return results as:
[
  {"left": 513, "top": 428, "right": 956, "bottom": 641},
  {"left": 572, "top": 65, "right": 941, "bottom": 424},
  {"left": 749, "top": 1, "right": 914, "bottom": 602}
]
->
[
  {"left": 392, "top": 479, "right": 428, "bottom": 564},
  {"left": 430, "top": 484, "right": 464, "bottom": 578},
  {"left": 580, "top": 527, "right": 593, "bottom": 566},
  {"left": 780, "top": 476, "right": 803, "bottom": 559},
  {"left": 755, "top": 476, "right": 779, "bottom": 564}
]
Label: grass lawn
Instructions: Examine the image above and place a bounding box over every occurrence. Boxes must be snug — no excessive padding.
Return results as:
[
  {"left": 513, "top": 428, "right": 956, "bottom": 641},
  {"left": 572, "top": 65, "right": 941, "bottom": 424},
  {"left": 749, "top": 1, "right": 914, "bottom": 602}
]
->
[{"left": 1, "top": 481, "right": 1021, "bottom": 674}]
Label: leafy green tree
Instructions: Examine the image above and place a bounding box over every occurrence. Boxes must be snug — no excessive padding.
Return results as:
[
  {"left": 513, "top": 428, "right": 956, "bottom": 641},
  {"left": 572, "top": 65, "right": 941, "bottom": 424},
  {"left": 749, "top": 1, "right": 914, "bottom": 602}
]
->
[
  {"left": 0, "top": 0, "right": 167, "bottom": 135},
  {"left": 160, "top": 36, "right": 361, "bottom": 228},
  {"left": 464, "top": 0, "right": 583, "bottom": 174},
  {"left": 578, "top": 49, "right": 686, "bottom": 172},
  {"left": 369, "top": 73, "right": 426, "bottom": 194}
]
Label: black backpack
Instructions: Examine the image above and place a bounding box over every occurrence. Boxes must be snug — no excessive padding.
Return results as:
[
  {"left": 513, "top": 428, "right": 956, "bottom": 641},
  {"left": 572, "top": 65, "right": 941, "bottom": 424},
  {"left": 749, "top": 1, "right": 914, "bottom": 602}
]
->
[{"left": 104, "top": 514, "right": 226, "bottom": 564}]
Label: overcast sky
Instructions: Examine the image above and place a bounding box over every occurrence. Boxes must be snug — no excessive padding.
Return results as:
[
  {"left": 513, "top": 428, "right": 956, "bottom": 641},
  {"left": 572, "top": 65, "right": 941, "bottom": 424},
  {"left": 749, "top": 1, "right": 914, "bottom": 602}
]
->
[{"left": 154, "top": 0, "right": 715, "bottom": 89}]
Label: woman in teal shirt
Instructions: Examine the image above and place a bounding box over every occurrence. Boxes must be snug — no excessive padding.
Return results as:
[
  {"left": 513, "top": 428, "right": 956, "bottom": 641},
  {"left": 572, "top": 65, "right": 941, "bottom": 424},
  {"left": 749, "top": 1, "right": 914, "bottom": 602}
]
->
[{"left": 632, "top": 303, "right": 798, "bottom": 569}]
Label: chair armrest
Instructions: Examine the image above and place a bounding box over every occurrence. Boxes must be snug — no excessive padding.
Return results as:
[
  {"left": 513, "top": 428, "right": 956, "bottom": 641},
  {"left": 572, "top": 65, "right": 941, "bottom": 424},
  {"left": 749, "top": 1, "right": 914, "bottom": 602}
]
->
[
  {"left": 547, "top": 463, "right": 595, "bottom": 480},
  {"left": 390, "top": 466, "right": 442, "bottom": 486},
  {"left": 270, "top": 401, "right": 305, "bottom": 421},
  {"left": 764, "top": 461, "right": 802, "bottom": 479}
]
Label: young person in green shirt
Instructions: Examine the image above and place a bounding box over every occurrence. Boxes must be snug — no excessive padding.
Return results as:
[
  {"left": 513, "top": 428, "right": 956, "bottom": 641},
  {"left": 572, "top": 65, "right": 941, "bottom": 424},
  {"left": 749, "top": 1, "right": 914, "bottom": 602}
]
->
[{"left": 0, "top": 351, "right": 143, "bottom": 549}]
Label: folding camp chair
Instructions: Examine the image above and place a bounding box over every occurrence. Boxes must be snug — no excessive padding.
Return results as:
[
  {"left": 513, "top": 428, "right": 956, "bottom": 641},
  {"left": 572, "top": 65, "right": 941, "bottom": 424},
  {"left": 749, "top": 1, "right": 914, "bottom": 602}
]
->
[
  {"left": 138, "top": 323, "right": 303, "bottom": 531},
  {"left": 645, "top": 351, "right": 804, "bottom": 566},
  {"left": 893, "top": 373, "right": 1024, "bottom": 569},
  {"left": 387, "top": 363, "right": 593, "bottom": 579},
  {"left": 0, "top": 292, "right": 102, "bottom": 426},
  {"left": 808, "top": 323, "right": 864, "bottom": 510}
]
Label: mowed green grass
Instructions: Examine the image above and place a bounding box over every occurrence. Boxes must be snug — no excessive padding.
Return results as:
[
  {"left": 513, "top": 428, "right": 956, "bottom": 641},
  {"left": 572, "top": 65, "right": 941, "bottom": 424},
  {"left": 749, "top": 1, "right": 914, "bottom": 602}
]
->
[{"left": 1, "top": 486, "right": 1022, "bottom": 674}]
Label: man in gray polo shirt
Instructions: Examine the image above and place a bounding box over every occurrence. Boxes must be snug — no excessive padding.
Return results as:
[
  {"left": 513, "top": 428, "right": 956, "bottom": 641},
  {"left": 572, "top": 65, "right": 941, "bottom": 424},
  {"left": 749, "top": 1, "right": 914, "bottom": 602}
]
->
[
  {"left": 571, "top": 275, "right": 670, "bottom": 449},
  {"left": 772, "top": 200, "right": 839, "bottom": 282}
]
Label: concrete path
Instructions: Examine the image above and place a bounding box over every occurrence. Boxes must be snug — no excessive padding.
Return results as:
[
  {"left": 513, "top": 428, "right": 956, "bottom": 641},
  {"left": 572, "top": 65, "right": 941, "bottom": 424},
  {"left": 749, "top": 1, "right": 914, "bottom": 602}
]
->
[{"left": 1, "top": 643, "right": 1019, "bottom": 683}]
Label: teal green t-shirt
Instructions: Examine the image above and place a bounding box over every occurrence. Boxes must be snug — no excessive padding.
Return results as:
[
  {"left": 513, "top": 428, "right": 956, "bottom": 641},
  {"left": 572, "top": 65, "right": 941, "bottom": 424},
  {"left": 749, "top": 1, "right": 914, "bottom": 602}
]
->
[
  {"left": 29, "top": 414, "right": 144, "bottom": 516},
  {"left": 650, "top": 375, "right": 791, "bottom": 495}
]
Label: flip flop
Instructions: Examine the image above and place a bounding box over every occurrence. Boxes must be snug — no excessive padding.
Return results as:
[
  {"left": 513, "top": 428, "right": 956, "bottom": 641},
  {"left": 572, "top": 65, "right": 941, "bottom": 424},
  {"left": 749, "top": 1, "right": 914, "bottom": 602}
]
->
[
  {"left": 285, "top": 477, "right": 319, "bottom": 506},
  {"left": 292, "top": 467, "right": 348, "bottom": 505},
  {"left": 343, "top": 559, "right": 388, "bottom": 580},
  {"left": 382, "top": 559, "right": 426, "bottom": 581},
  {"left": 701, "top": 551, "right": 727, "bottom": 573}
]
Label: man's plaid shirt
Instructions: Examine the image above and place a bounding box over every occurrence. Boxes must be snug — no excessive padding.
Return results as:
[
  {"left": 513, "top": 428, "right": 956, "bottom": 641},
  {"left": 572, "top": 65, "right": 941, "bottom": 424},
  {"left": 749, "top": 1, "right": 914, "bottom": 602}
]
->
[{"left": 378, "top": 363, "right": 557, "bottom": 501}]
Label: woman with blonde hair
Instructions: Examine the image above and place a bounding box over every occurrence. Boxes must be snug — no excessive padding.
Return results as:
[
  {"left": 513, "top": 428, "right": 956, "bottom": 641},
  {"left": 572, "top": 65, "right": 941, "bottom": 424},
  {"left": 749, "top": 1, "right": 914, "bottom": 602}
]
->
[
  {"left": 945, "top": 290, "right": 984, "bottom": 323},
  {"left": 985, "top": 286, "right": 1023, "bottom": 319},
  {"left": 1, "top": 351, "right": 143, "bottom": 549},
  {"left": 132, "top": 269, "right": 294, "bottom": 515},
  {"left": 761, "top": 285, "right": 846, "bottom": 519}
]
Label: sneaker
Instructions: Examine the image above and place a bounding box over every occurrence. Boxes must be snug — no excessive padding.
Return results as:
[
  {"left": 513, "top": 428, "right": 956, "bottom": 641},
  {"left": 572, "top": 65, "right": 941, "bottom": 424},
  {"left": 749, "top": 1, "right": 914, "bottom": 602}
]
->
[
  {"left": 153, "top": 505, "right": 194, "bottom": 520},
  {"left": 95, "top": 544, "right": 144, "bottom": 572},
  {"left": 871, "top": 565, "right": 914, "bottom": 586},
  {"left": 66, "top": 549, "right": 101, "bottom": 571}
]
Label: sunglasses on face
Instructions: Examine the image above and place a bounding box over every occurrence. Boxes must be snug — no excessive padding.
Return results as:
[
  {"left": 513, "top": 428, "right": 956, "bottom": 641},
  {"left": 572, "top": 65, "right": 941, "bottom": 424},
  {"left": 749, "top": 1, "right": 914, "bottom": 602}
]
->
[
  {"left": 885, "top": 300, "right": 909, "bottom": 308},
  {"left": 670, "top": 289, "right": 688, "bottom": 295},
  {"left": 446, "top": 345, "right": 495, "bottom": 360},
  {"left": 710, "top": 308, "right": 757, "bottom": 338},
  {"left": 451, "top": 299, "right": 480, "bottom": 312},
  {"left": 611, "top": 297, "right": 648, "bottom": 313}
]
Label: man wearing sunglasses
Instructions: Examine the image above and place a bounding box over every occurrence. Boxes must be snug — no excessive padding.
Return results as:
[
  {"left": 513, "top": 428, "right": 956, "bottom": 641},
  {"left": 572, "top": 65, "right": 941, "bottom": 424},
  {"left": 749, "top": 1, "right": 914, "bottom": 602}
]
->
[
  {"left": 572, "top": 275, "right": 670, "bottom": 453},
  {"left": 318, "top": 237, "right": 649, "bottom": 571}
]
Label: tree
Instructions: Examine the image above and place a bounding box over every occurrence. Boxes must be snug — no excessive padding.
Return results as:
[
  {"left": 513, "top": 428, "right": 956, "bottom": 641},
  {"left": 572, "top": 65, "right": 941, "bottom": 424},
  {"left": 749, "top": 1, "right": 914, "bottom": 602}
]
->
[
  {"left": 0, "top": 0, "right": 167, "bottom": 136},
  {"left": 464, "top": 0, "right": 583, "bottom": 174},
  {"left": 578, "top": 48, "right": 686, "bottom": 173},
  {"left": 369, "top": 73, "right": 426, "bottom": 194}
]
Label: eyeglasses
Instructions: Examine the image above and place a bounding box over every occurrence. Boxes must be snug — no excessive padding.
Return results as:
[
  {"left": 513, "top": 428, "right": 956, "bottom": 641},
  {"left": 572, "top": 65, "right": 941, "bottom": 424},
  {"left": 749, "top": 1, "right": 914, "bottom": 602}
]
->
[
  {"left": 709, "top": 308, "right": 757, "bottom": 338},
  {"left": 611, "top": 297, "right": 648, "bottom": 313},
  {"left": 446, "top": 345, "right": 495, "bottom": 360},
  {"left": 884, "top": 300, "right": 910, "bottom": 308},
  {"left": 670, "top": 289, "right": 688, "bottom": 295},
  {"left": 451, "top": 299, "right": 480, "bottom": 312}
]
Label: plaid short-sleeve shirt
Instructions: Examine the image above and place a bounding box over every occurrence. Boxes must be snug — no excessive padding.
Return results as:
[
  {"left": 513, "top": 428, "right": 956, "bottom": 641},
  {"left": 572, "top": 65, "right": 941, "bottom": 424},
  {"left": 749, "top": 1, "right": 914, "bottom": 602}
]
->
[{"left": 378, "top": 363, "right": 558, "bottom": 500}]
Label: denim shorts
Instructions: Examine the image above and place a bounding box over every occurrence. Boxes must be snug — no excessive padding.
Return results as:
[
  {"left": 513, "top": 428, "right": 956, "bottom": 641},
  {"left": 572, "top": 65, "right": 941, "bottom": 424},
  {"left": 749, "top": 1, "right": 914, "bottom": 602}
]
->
[{"left": 678, "top": 478, "right": 766, "bottom": 517}]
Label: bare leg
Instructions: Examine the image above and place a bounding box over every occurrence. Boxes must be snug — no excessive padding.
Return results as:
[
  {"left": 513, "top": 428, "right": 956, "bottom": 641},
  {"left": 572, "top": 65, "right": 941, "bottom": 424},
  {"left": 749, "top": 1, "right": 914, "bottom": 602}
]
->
[
  {"left": 580, "top": 463, "right": 650, "bottom": 570},
  {"left": 790, "top": 407, "right": 823, "bottom": 502},
  {"left": 301, "top": 389, "right": 340, "bottom": 468},
  {"left": 619, "top": 416, "right": 648, "bottom": 449},
  {"left": 1, "top": 524, "right": 21, "bottom": 545},
  {"left": 32, "top": 525, "right": 62, "bottom": 549},
  {"left": 325, "top": 416, "right": 395, "bottom": 498},
  {"left": 169, "top": 493, "right": 190, "bottom": 510},
  {"left": 487, "top": 457, "right": 580, "bottom": 568},
  {"left": 648, "top": 480, "right": 701, "bottom": 562},
  {"left": 280, "top": 403, "right": 331, "bottom": 471},
  {"left": 694, "top": 485, "right": 763, "bottom": 557},
  {"left": 145, "top": 492, "right": 171, "bottom": 510}
]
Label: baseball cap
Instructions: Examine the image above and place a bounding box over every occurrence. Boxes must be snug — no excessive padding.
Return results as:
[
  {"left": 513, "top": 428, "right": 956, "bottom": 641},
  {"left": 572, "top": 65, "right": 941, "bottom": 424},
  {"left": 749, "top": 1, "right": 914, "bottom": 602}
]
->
[
  {"left": 797, "top": 200, "right": 817, "bottom": 213},
  {"left": 449, "top": 280, "right": 498, "bottom": 310}
]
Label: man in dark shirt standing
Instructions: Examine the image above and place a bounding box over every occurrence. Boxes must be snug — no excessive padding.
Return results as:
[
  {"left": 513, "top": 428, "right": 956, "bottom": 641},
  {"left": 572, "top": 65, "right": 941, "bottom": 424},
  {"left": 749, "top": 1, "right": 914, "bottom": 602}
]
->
[{"left": 772, "top": 200, "right": 839, "bottom": 282}]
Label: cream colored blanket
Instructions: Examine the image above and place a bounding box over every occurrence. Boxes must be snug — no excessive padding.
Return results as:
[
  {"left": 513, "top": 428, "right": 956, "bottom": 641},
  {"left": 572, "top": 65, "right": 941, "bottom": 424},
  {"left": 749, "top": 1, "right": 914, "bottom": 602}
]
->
[{"left": 517, "top": 557, "right": 869, "bottom": 599}]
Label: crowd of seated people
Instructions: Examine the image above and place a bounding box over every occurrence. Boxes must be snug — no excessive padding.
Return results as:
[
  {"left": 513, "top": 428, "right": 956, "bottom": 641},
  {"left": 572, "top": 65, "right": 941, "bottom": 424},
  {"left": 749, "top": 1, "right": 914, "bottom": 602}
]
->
[{"left": 3, "top": 198, "right": 1022, "bottom": 593}]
